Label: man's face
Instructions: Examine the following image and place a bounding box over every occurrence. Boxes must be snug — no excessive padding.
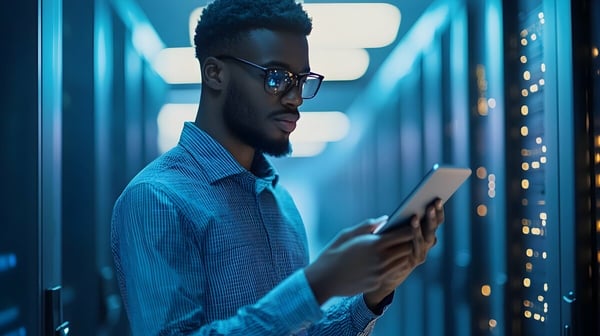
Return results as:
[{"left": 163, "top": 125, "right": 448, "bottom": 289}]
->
[
  {"left": 221, "top": 29, "right": 310, "bottom": 157},
  {"left": 223, "top": 78, "right": 292, "bottom": 157}
]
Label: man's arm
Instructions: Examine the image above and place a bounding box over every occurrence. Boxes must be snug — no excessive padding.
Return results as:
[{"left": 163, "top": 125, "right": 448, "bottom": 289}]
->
[{"left": 111, "top": 182, "right": 324, "bottom": 336}]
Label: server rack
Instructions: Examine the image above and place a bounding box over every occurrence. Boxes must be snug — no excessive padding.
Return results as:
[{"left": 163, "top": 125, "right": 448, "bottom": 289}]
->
[{"left": 503, "top": 0, "right": 599, "bottom": 335}]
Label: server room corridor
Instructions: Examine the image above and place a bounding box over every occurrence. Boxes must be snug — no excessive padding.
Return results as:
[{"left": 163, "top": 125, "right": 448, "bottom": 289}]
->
[{"left": 1, "top": 0, "right": 599, "bottom": 335}]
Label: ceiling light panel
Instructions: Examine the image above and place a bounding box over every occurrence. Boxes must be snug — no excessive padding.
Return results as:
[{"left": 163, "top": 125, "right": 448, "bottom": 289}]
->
[
  {"left": 154, "top": 47, "right": 200, "bottom": 84},
  {"left": 188, "top": 4, "right": 400, "bottom": 49},
  {"left": 152, "top": 47, "right": 368, "bottom": 84},
  {"left": 156, "top": 104, "right": 350, "bottom": 157},
  {"left": 304, "top": 3, "right": 401, "bottom": 49},
  {"left": 170, "top": 3, "right": 401, "bottom": 83}
]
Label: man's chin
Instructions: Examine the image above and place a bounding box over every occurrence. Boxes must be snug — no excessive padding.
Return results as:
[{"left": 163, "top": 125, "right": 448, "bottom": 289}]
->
[{"left": 259, "top": 140, "right": 292, "bottom": 158}]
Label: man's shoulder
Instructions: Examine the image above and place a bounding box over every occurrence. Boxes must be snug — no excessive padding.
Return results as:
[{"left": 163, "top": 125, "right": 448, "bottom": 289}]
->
[{"left": 121, "top": 147, "right": 213, "bottom": 200}]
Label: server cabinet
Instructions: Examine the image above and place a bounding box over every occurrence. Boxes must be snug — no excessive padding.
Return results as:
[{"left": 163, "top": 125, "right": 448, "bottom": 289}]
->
[
  {"left": 503, "top": 0, "right": 599, "bottom": 335},
  {"left": 1, "top": 0, "right": 66, "bottom": 335}
]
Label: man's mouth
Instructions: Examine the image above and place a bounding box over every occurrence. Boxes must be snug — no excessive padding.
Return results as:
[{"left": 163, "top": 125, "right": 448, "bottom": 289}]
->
[{"left": 273, "top": 113, "right": 300, "bottom": 133}]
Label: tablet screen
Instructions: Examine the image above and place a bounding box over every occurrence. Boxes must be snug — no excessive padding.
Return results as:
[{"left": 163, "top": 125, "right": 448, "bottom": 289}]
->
[{"left": 374, "top": 164, "right": 471, "bottom": 234}]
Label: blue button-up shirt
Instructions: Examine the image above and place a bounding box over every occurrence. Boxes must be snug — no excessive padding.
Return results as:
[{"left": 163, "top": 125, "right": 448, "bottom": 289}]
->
[{"left": 111, "top": 122, "right": 381, "bottom": 335}]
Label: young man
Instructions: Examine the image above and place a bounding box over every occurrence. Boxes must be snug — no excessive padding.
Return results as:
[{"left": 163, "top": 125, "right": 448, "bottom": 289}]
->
[{"left": 111, "top": 0, "right": 444, "bottom": 335}]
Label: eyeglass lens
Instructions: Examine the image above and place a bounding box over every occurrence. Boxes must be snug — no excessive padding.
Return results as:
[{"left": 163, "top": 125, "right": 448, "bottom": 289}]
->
[{"left": 265, "top": 70, "right": 321, "bottom": 99}]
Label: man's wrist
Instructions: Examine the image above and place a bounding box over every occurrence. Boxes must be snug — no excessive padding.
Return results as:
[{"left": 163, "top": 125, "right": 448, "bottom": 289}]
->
[{"left": 363, "top": 290, "right": 395, "bottom": 315}]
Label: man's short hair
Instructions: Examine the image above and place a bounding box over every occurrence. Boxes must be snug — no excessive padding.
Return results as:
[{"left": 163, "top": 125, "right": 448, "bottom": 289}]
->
[{"left": 194, "top": 0, "right": 313, "bottom": 64}]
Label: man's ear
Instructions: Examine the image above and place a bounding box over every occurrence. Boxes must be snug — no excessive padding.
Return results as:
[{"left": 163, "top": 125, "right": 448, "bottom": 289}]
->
[{"left": 201, "top": 56, "right": 228, "bottom": 91}]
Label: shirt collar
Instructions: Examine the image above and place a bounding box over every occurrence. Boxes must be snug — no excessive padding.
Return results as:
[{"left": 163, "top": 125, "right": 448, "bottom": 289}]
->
[{"left": 178, "top": 122, "right": 279, "bottom": 189}]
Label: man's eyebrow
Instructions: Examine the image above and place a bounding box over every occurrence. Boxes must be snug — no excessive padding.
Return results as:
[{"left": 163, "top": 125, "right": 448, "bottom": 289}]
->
[{"left": 263, "top": 60, "right": 311, "bottom": 73}]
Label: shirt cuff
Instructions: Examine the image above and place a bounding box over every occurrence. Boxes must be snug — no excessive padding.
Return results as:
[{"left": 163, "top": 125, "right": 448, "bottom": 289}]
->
[
  {"left": 367, "top": 291, "right": 395, "bottom": 315},
  {"left": 349, "top": 291, "right": 394, "bottom": 332}
]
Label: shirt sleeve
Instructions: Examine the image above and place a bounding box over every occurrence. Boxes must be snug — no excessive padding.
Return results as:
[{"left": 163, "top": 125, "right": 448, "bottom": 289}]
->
[
  {"left": 305, "top": 292, "right": 392, "bottom": 336},
  {"left": 111, "top": 182, "right": 324, "bottom": 336}
]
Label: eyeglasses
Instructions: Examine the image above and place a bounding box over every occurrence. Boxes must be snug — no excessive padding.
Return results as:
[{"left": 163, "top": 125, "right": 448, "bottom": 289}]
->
[{"left": 217, "top": 55, "right": 324, "bottom": 99}]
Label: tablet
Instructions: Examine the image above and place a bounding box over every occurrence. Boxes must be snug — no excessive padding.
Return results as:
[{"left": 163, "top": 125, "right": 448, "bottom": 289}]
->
[{"left": 374, "top": 164, "right": 472, "bottom": 234}]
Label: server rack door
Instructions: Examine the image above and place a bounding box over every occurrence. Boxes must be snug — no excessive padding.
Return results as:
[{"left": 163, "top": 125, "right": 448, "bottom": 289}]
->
[
  {"left": 1, "top": 0, "right": 67, "bottom": 335},
  {"left": 0, "top": 0, "right": 43, "bottom": 334},
  {"left": 502, "top": 0, "right": 587, "bottom": 334}
]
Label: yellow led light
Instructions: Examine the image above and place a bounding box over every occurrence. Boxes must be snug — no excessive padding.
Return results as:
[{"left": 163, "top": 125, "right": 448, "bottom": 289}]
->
[
  {"left": 523, "top": 278, "right": 531, "bottom": 287},
  {"left": 521, "top": 179, "right": 530, "bottom": 189},
  {"left": 477, "top": 205, "right": 488, "bottom": 216},
  {"left": 478, "top": 98, "right": 489, "bottom": 116},
  {"left": 521, "top": 105, "right": 529, "bottom": 115},
  {"left": 476, "top": 167, "right": 488, "bottom": 179},
  {"left": 481, "top": 285, "right": 491, "bottom": 296},
  {"left": 526, "top": 249, "right": 533, "bottom": 257}
]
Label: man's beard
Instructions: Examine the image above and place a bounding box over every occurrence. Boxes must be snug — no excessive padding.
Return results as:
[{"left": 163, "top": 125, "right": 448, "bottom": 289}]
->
[{"left": 223, "top": 83, "right": 292, "bottom": 157}]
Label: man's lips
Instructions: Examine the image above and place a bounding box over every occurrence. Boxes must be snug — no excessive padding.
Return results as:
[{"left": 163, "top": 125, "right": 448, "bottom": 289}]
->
[{"left": 273, "top": 113, "right": 300, "bottom": 133}]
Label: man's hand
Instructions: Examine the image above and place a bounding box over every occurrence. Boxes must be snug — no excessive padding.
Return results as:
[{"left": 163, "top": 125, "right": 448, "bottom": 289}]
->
[
  {"left": 304, "top": 216, "right": 411, "bottom": 304},
  {"left": 363, "top": 199, "right": 444, "bottom": 311},
  {"left": 304, "top": 200, "right": 444, "bottom": 308}
]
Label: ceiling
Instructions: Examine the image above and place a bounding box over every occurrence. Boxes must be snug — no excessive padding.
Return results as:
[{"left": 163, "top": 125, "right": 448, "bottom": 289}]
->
[
  {"left": 135, "top": 0, "right": 435, "bottom": 49},
  {"left": 134, "top": 0, "right": 435, "bottom": 104},
  {"left": 132, "top": 0, "right": 436, "bottom": 156}
]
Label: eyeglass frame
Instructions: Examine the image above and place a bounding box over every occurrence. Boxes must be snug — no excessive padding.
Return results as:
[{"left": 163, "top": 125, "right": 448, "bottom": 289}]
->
[{"left": 215, "top": 55, "right": 325, "bottom": 99}]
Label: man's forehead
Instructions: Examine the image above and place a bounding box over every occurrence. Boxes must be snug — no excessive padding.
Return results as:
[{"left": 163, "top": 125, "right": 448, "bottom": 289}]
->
[{"left": 236, "top": 29, "right": 310, "bottom": 70}]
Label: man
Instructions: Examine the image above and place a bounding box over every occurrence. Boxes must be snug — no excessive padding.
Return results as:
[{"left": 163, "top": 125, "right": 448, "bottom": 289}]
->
[{"left": 111, "top": 0, "right": 443, "bottom": 335}]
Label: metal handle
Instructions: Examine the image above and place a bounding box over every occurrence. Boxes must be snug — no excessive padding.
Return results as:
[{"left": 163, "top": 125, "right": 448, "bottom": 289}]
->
[{"left": 44, "top": 286, "right": 71, "bottom": 336}]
